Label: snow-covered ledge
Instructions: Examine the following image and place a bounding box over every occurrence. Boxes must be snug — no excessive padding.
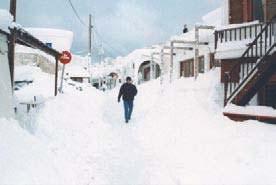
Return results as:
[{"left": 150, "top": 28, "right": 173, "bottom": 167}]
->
[{"left": 224, "top": 104, "right": 276, "bottom": 118}]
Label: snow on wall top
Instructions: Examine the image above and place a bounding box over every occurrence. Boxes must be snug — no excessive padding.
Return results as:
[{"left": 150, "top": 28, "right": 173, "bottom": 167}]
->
[
  {"left": 216, "top": 20, "right": 260, "bottom": 31},
  {"left": 25, "top": 28, "right": 74, "bottom": 52},
  {"left": 0, "top": 9, "right": 13, "bottom": 33}
]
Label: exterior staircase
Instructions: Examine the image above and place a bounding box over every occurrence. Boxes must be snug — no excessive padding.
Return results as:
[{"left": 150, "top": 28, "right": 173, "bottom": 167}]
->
[{"left": 224, "top": 17, "right": 276, "bottom": 106}]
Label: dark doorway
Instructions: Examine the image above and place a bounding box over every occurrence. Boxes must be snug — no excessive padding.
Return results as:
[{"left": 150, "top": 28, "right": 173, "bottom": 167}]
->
[
  {"left": 252, "top": 0, "right": 264, "bottom": 22},
  {"left": 138, "top": 61, "right": 161, "bottom": 82},
  {"left": 265, "top": 85, "right": 276, "bottom": 108}
]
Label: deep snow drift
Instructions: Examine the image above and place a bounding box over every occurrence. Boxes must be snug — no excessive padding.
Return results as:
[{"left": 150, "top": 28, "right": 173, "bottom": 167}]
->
[{"left": 1, "top": 68, "right": 276, "bottom": 185}]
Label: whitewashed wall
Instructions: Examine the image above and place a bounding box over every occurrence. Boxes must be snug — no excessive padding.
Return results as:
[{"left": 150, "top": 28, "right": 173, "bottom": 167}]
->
[{"left": 0, "top": 33, "right": 14, "bottom": 118}]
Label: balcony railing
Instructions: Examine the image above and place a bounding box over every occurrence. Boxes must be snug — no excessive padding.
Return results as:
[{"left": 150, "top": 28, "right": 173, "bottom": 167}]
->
[{"left": 215, "top": 22, "right": 264, "bottom": 49}]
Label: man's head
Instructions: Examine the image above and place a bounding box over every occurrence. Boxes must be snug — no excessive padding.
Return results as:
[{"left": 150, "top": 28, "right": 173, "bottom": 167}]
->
[{"left": 126, "top": 77, "right": 132, "bottom": 84}]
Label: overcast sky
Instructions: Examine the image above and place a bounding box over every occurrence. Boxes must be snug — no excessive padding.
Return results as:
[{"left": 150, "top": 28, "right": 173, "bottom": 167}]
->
[{"left": 0, "top": 0, "right": 221, "bottom": 57}]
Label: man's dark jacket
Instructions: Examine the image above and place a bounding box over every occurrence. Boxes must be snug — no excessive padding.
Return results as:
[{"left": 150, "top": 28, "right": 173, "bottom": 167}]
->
[{"left": 118, "top": 83, "right": 138, "bottom": 101}]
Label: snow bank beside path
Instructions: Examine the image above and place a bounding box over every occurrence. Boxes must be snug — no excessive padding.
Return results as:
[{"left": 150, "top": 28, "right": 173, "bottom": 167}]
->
[
  {"left": 133, "top": 69, "right": 276, "bottom": 184},
  {"left": 35, "top": 88, "right": 113, "bottom": 185},
  {"left": 0, "top": 118, "right": 64, "bottom": 185}
]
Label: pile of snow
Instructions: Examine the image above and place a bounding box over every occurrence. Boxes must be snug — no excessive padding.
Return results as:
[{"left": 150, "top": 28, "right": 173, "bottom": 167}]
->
[
  {"left": 0, "top": 9, "right": 13, "bottom": 32},
  {"left": 0, "top": 118, "right": 66, "bottom": 185},
  {"left": 14, "top": 66, "right": 55, "bottom": 103}
]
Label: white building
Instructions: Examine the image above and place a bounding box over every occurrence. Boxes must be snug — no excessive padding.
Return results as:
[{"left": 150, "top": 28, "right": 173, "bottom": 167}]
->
[
  {"left": 0, "top": 9, "right": 14, "bottom": 118},
  {"left": 0, "top": 31, "right": 14, "bottom": 118}
]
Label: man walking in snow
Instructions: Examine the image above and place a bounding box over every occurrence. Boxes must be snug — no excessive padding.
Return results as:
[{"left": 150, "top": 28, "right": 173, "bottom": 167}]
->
[{"left": 118, "top": 77, "right": 138, "bottom": 123}]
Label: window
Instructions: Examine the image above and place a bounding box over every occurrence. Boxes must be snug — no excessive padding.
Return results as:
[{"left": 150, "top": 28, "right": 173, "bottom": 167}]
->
[{"left": 252, "top": 0, "right": 264, "bottom": 22}]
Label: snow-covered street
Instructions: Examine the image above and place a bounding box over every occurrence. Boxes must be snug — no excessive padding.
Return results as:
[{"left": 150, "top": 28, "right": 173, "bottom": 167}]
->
[
  {"left": 2, "top": 69, "right": 276, "bottom": 185},
  {"left": 2, "top": 0, "right": 276, "bottom": 184}
]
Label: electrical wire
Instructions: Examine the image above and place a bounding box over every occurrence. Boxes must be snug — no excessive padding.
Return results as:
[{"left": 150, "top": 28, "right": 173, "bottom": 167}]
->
[
  {"left": 67, "top": 0, "right": 87, "bottom": 26},
  {"left": 66, "top": 0, "right": 125, "bottom": 58}
]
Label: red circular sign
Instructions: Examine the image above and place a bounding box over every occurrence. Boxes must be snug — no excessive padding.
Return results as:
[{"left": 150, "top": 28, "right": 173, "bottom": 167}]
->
[{"left": 59, "top": 51, "right": 72, "bottom": 65}]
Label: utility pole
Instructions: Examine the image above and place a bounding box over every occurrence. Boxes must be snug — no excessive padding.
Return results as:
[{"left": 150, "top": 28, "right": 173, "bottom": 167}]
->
[
  {"left": 88, "top": 14, "right": 93, "bottom": 78},
  {"left": 10, "top": 0, "right": 17, "bottom": 21},
  {"left": 88, "top": 14, "right": 92, "bottom": 56},
  {"left": 9, "top": 0, "right": 17, "bottom": 88}
]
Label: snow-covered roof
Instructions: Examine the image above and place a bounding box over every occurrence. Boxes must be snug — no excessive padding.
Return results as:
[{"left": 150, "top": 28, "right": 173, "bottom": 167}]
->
[
  {"left": 25, "top": 28, "right": 74, "bottom": 52},
  {"left": 170, "top": 28, "right": 214, "bottom": 44},
  {"left": 14, "top": 65, "right": 38, "bottom": 82}
]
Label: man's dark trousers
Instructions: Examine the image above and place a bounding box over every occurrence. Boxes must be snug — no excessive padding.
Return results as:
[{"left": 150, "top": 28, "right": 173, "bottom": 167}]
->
[{"left": 123, "top": 100, "right": 133, "bottom": 122}]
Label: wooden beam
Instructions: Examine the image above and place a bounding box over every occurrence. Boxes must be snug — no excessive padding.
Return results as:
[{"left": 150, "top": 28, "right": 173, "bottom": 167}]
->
[
  {"left": 9, "top": 0, "right": 17, "bottom": 21},
  {"left": 14, "top": 28, "right": 60, "bottom": 57},
  {"left": 9, "top": 0, "right": 17, "bottom": 89},
  {"left": 8, "top": 31, "right": 15, "bottom": 88}
]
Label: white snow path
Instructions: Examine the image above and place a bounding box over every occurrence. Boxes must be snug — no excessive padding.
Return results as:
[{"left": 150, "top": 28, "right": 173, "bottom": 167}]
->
[
  {"left": 88, "top": 76, "right": 276, "bottom": 185},
  {"left": 7, "top": 70, "right": 276, "bottom": 185},
  {"left": 99, "top": 90, "right": 167, "bottom": 185}
]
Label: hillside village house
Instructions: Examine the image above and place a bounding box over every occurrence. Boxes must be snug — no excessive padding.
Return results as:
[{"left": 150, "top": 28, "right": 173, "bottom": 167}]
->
[
  {"left": 168, "top": 6, "right": 227, "bottom": 81},
  {"left": 215, "top": 0, "right": 276, "bottom": 122},
  {"left": 0, "top": 10, "right": 64, "bottom": 118}
]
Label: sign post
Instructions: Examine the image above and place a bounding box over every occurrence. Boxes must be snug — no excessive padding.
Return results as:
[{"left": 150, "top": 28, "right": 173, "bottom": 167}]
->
[{"left": 58, "top": 51, "right": 72, "bottom": 93}]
